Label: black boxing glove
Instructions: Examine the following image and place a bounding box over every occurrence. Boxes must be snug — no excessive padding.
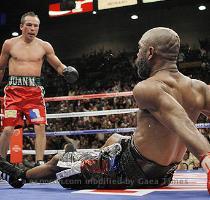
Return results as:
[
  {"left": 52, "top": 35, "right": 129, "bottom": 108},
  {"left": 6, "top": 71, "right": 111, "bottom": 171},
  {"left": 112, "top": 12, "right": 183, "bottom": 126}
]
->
[
  {"left": 63, "top": 66, "right": 79, "bottom": 84},
  {"left": 8, "top": 172, "right": 26, "bottom": 188},
  {"left": 0, "top": 157, "right": 25, "bottom": 188}
]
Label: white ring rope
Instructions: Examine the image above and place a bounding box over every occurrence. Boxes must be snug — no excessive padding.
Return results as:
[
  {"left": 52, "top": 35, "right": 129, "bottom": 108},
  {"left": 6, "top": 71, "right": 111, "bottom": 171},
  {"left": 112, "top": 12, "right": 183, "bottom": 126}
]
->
[
  {"left": 0, "top": 108, "right": 138, "bottom": 118},
  {"left": 7, "top": 149, "right": 98, "bottom": 155},
  {"left": 47, "top": 108, "right": 139, "bottom": 118}
]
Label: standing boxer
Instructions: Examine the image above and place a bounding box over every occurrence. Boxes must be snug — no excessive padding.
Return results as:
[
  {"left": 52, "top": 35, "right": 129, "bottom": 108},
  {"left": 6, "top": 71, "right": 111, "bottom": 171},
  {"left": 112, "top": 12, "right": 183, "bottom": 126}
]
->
[{"left": 0, "top": 11, "right": 78, "bottom": 165}]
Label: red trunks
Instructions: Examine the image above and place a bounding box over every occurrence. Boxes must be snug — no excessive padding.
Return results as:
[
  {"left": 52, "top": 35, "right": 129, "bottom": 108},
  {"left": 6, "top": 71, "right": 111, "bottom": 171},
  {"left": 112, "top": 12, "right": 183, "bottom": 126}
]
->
[{"left": 3, "top": 85, "right": 47, "bottom": 127}]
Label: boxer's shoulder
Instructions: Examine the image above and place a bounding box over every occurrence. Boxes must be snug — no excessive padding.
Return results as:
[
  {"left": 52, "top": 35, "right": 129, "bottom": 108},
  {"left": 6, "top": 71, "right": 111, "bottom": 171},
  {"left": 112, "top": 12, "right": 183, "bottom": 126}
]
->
[{"left": 133, "top": 80, "right": 163, "bottom": 99}]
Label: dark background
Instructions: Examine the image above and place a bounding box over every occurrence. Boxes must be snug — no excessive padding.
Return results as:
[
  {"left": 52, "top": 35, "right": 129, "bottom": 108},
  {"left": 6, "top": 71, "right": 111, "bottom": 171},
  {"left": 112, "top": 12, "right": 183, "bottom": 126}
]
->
[{"left": 0, "top": 0, "right": 210, "bottom": 60}]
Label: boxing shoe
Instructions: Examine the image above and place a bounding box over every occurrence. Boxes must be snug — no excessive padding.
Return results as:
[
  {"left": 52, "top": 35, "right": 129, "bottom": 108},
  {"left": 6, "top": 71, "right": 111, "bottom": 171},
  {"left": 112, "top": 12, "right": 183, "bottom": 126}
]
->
[{"left": 0, "top": 157, "right": 25, "bottom": 188}]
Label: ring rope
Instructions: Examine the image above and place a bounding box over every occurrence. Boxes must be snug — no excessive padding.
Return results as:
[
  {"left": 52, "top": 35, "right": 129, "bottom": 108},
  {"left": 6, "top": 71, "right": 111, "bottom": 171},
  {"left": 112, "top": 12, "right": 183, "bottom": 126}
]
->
[
  {"left": 23, "top": 123, "right": 210, "bottom": 137},
  {"left": 46, "top": 108, "right": 138, "bottom": 118},
  {"left": 46, "top": 91, "right": 133, "bottom": 102},
  {"left": 0, "top": 91, "right": 133, "bottom": 103},
  {"left": 7, "top": 149, "right": 98, "bottom": 155},
  {"left": 0, "top": 108, "right": 139, "bottom": 118},
  {"left": 24, "top": 127, "right": 135, "bottom": 137}
]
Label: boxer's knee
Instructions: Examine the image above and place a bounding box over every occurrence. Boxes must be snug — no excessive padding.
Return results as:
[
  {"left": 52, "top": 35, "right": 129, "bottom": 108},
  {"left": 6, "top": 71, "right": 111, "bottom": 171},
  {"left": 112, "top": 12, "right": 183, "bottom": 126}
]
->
[
  {"left": 103, "top": 133, "right": 130, "bottom": 147},
  {"left": 46, "top": 154, "right": 60, "bottom": 166},
  {"left": 34, "top": 124, "right": 45, "bottom": 135},
  {"left": 103, "top": 133, "right": 121, "bottom": 147},
  {"left": 2, "top": 126, "right": 14, "bottom": 137},
  {"left": 44, "top": 154, "right": 61, "bottom": 174}
]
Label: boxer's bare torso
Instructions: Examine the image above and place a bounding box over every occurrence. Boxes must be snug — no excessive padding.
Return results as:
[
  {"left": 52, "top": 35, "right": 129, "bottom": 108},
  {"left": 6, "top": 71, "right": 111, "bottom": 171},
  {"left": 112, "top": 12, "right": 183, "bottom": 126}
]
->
[
  {"left": 6, "top": 36, "right": 46, "bottom": 77},
  {"left": 133, "top": 69, "right": 210, "bottom": 165}
]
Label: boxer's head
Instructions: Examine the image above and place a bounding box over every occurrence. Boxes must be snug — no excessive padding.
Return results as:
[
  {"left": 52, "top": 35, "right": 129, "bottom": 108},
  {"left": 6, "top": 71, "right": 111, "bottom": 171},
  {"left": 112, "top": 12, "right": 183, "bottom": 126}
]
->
[
  {"left": 20, "top": 12, "right": 40, "bottom": 41},
  {"left": 135, "top": 27, "right": 180, "bottom": 80}
]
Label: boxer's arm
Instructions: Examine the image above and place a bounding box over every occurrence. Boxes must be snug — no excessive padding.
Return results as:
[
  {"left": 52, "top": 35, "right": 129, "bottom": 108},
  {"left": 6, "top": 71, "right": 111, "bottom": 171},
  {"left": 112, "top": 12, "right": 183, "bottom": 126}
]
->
[
  {"left": 44, "top": 42, "right": 78, "bottom": 83},
  {"left": 133, "top": 81, "right": 210, "bottom": 160},
  {"left": 44, "top": 41, "right": 66, "bottom": 75},
  {"left": 0, "top": 40, "right": 10, "bottom": 82},
  {"left": 201, "top": 84, "right": 210, "bottom": 117}
]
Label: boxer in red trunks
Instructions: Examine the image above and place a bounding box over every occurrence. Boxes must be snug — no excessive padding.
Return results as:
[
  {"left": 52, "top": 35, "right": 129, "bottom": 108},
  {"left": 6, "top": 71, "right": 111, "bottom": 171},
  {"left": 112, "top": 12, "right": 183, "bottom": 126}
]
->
[{"left": 0, "top": 11, "right": 78, "bottom": 165}]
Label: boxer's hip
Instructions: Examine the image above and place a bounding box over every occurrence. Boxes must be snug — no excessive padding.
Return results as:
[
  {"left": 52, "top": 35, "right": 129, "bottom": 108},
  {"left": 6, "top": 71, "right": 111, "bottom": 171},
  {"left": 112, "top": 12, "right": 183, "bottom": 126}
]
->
[
  {"left": 8, "top": 75, "right": 41, "bottom": 87},
  {"left": 5, "top": 76, "right": 44, "bottom": 100},
  {"left": 119, "top": 137, "right": 179, "bottom": 187},
  {"left": 4, "top": 77, "right": 45, "bottom": 109}
]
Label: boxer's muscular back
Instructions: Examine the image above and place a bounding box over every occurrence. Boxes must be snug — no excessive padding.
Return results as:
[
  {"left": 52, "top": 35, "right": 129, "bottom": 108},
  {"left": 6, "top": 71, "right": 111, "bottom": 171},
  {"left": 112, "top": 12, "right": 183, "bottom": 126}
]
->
[
  {"left": 7, "top": 36, "right": 46, "bottom": 77},
  {"left": 133, "top": 70, "right": 208, "bottom": 166}
]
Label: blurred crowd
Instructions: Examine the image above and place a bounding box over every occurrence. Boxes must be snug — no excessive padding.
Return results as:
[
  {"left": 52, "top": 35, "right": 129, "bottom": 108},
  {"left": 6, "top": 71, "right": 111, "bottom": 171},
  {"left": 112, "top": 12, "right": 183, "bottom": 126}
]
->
[{"left": 0, "top": 40, "right": 210, "bottom": 170}]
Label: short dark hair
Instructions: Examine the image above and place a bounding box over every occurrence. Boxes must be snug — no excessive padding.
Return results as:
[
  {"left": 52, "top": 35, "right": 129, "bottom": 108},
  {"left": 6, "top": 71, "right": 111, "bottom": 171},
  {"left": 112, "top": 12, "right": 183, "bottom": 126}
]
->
[{"left": 20, "top": 11, "right": 40, "bottom": 24}]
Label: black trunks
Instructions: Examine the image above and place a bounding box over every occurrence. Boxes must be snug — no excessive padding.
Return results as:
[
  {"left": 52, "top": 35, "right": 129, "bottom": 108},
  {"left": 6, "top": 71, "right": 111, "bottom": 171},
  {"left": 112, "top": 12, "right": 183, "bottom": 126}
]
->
[{"left": 118, "top": 137, "right": 179, "bottom": 188}]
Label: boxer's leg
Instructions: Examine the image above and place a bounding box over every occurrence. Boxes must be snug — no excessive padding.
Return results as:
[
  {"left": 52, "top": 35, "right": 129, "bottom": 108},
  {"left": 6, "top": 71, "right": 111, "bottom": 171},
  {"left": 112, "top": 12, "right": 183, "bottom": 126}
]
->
[
  {"left": 0, "top": 153, "right": 61, "bottom": 188},
  {"left": 0, "top": 126, "right": 14, "bottom": 158},
  {"left": 34, "top": 124, "right": 46, "bottom": 164},
  {"left": 26, "top": 154, "right": 61, "bottom": 181}
]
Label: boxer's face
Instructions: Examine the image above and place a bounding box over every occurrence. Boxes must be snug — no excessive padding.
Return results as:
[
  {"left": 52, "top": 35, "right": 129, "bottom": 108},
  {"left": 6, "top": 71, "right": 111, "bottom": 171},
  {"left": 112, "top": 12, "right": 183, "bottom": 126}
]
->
[
  {"left": 20, "top": 16, "right": 40, "bottom": 41},
  {"left": 135, "top": 40, "right": 152, "bottom": 80}
]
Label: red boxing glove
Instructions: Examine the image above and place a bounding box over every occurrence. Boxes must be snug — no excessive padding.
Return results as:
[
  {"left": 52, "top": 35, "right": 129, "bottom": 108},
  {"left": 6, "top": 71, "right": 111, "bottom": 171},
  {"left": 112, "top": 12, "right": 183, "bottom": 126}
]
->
[{"left": 200, "top": 153, "right": 210, "bottom": 194}]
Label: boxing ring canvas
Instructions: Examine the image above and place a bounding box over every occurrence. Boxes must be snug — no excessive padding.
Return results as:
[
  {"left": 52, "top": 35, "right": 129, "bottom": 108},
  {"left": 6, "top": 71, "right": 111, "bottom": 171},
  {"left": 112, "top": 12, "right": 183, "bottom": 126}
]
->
[{"left": 0, "top": 170, "right": 208, "bottom": 200}]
